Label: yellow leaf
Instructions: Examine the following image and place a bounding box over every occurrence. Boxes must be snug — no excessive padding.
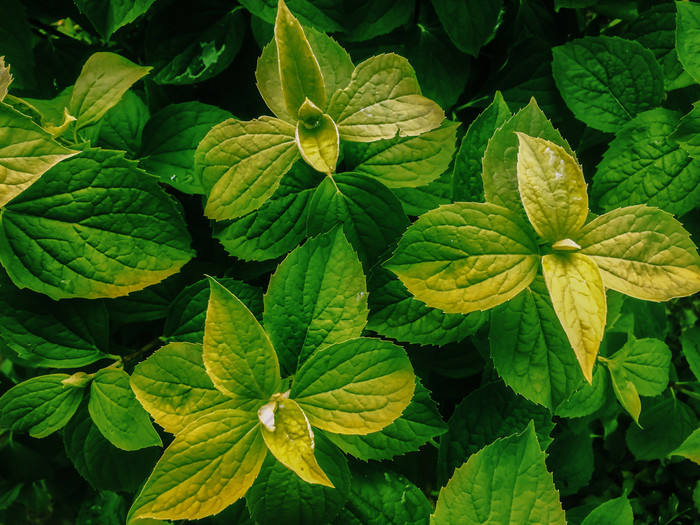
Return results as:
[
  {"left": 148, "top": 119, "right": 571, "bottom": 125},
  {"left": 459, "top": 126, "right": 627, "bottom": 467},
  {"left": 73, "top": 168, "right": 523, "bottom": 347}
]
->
[
  {"left": 0, "top": 57, "right": 12, "bottom": 101},
  {"left": 542, "top": 253, "right": 606, "bottom": 383},
  {"left": 295, "top": 106, "right": 339, "bottom": 174},
  {"left": 259, "top": 395, "right": 333, "bottom": 487},
  {"left": 516, "top": 133, "right": 588, "bottom": 243}
]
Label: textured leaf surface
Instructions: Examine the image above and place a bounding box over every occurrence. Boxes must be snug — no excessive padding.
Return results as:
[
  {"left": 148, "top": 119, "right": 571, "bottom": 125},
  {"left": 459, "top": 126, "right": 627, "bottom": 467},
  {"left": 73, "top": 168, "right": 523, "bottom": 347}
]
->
[
  {"left": 671, "top": 428, "right": 700, "bottom": 465},
  {"left": 671, "top": 103, "right": 700, "bottom": 160},
  {"left": 74, "top": 0, "right": 155, "bottom": 38},
  {"left": 609, "top": 365, "right": 642, "bottom": 424},
  {"left": 626, "top": 397, "right": 696, "bottom": 461},
  {"left": 574, "top": 205, "right": 700, "bottom": 301},
  {"left": 681, "top": 327, "right": 700, "bottom": 382},
  {"left": 89, "top": 368, "right": 162, "bottom": 451},
  {"left": 432, "top": 423, "right": 566, "bottom": 525},
  {"left": 264, "top": 228, "right": 367, "bottom": 374},
  {"left": 131, "top": 342, "right": 240, "bottom": 435},
  {"left": 385, "top": 202, "right": 540, "bottom": 314},
  {"left": 429, "top": 0, "right": 503, "bottom": 56},
  {"left": 580, "top": 496, "right": 634, "bottom": 525},
  {"left": 552, "top": 36, "right": 663, "bottom": 132},
  {"left": 0, "top": 149, "right": 193, "bottom": 300},
  {"left": 676, "top": 1, "right": 700, "bottom": 83},
  {"left": 296, "top": 113, "right": 339, "bottom": 174},
  {"left": 554, "top": 366, "right": 608, "bottom": 419},
  {"left": 608, "top": 338, "right": 671, "bottom": 397},
  {"left": 0, "top": 57, "right": 11, "bottom": 101},
  {"left": 292, "top": 338, "right": 414, "bottom": 435},
  {"left": 98, "top": 91, "right": 149, "bottom": 155}
]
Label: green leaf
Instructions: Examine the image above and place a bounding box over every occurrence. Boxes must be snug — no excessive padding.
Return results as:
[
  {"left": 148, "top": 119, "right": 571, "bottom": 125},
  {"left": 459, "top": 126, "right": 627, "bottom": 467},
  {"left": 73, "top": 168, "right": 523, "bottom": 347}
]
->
[
  {"left": 164, "top": 278, "right": 263, "bottom": 344},
  {"left": 453, "top": 92, "right": 510, "bottom": 202},
  {"left": 131, "top": 342, "right": 241, "bottom": 435},
  {"left": 681, "top": 327, "right": 700, "bottom": 382},
  {"left": 367, "top": 268, "right": 486, "bottom": 347},
  {"left": 0, "top": 374, "right": 84, "bottom": 438},
  {"left": 676, "top": 0, "right": 700, "bottom": 84},
  {"left": 554, "top": 365, "right": 608, "bottom": 419},
  {"left": 385, "top": 202, "right": 540, "bottom": 314},
  {"left": 296, "top": 112, "right": 339, "bottom": 174},
  {"left": 197, "top": 117, "right": 300, "bottom": 220},
  {"left": 88, "top": 368, "right": 162, "bottom": 451},
  {"left": 0, "top": 103, "right": 78, "bottom": 207},
  {"left": 482, "top": 98, "right": 572, "bottom": 213},
  {"left": 327, "top": 54, "right": 444, "bottom": 142},
  {"left": 432, "top": 422, "right": 566, "bottom": 525},
  {"left": 0, "top": 1, "right": 35, "bottom": 91},
  {"left": 0, "top": 57, "right": 11, "bottom": 101},
  {"left": 546, "top": 422, "right": 594, "bottom": 497},
  {"left": 241, "top": 0, "right": 343, "bottom": 32},
  {"left": 580, "top": 496, "right": 634, "bottom": 525},
  {"left": 574, "top": 205, "right": 700, "bottom": 301},
  {"left": 671, "top": 103, "right": 700, "bottom": 160},
  {"left": 97, "top": 91, "right": 149, "bottom": 156},
  {"left": 339, "top": 0, "right": 415, "bottom": 43},
  {"left": 140, "top": 102, "right": 233, "bottom": 194},
  {"left": 105, "top": 272, "right": 187, "bottom": 323},
  {"left": 671, "top": 427, "right": 700, "bottom": 465},
  {"left": 608, "top": 366, "right": 642, "bottom": 424},
  {"left": 436, "top": 381, "right": 554, "bottom": 486},
  {"left": 552, "top": 36, "right": 663, "bottom": 132},
  {"left": 74, "top": 0, "right": 156, "bottom": 38},
  {"left": 0, "top": 148, "right": 194, "bottom": 300},
  {"left": 128, "top": 410, "right": 266, "bottom": 521},
  {"left": 592, "top": 109, "right": 700, "bottom": 216},
  {"left": 608, "top": 338, "right": 671, "bottom": 397},
  {"left": 292, "top": 337, "right": 414, "bottom": 435},
  {"left": 429, "top": 0, "right": 503, "bottom": 57},
  {"left": 69, "top": 52, "right": 151, "bottom": 131},
  {"left": 306, "top": 173, "right": 410, "bottom": 268},
  {"left": 490, "top": 277, "right": 583, "bottom": 411},
  {"left": 626, "top": 397, "right": 696, "bottom": 460},
  {"left": 392, "top": 169, "right": 453, "bottom": 216},
  {"left": 325, "top": 377, "right": 447, "bottom": 461}
]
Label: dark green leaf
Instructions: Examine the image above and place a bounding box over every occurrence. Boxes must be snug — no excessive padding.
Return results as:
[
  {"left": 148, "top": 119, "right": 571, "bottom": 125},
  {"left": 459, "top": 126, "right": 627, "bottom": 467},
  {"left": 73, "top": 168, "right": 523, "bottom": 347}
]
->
[
  {"left": 626, "top": 397, "right": 696, "bottom": 460},
  {"left": 0, "top": 0, "right": 35, "bottom": 90},
  {"left": 74, "top": 0, "right": 156, "bottom": 38},
  {"left": 97, "top": 91, "right": 149, "bottom": 156},
  {"left": 676, "top": 0, "right": 700, "bottom": 84},
  {"left": 430, "top": 0, "right": 504, "bottom": 57},
  {"left": 581, "top": 496, "right": 634, "bottom": 525}
]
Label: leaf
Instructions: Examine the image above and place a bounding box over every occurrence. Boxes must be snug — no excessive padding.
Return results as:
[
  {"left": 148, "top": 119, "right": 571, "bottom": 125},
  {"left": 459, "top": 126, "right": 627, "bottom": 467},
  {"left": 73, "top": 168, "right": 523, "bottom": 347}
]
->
[
  {"left": 327, "top": 54, "right": 444, "bottom": 142},
  {"left": 384, "top": 202, "right": 540, "bottom": 314},
  {"left": 482, "top": 98, "right": 573, "bottom": 213},
  {"left": 580, "top": 496, "right": 634, "bottom": 525},
  {"left": 97, "top": 91, "right": 149, "bottom": 156},
  {"left": 609, "top": 365, "right": 642, "bottom": 424},
  {"left": 0, "top": 57, "right": 12, "bottom": 101},
  {"left": 671, "top": 428, "right": 700, "bottom": 465},
  {"left": 432, "top": 422, "right": 566, "bottom": 525},
  {"left": 626, "top": 397, "right": 696, "bottom": 461},
  {"left": 516, "top": 133, "right": 588, "bottom": 243},
  {"left": 128, "top": 410, "right": 266, "bottom": 521},
  {"left": 306, "top": 173, "right": 410, "bottom": 269},
  {"left": 69, "top": 52, "right": 151, "bottom": 131},
  {"left": 681, "top": 327, "right": 700, "bottom": 382},
  {"left": 0, "top": 148, "right": 194, "bottom": 300},
  {"left": 574, "top": 205, "right": 700, "bottom": 301},
  {"left": 608, "top": 338, "right": 671, "bottom": 397},
  {"left": 131, "top": 342, "right": 241, "bottom": 435},
  {"left": 552, "top": 36, "right": 663, "bottom": 132},
  {"left": 344, "top": 121, "right": 459, "bottom": 189},
  {"left": 453, "top": 92, "right": 510, "bottom": 202},
  {"left": 591, "top": 109, "right": 700, "bottom": 216},
  {"left": 292, "top": 338, "right": 414, "bottom": 435},
  {"left": 429, "top": 0, "right": 503, "bottom": 57},
  {"left": 88, "top": 368, "right": 162, "bottom": 451},
  {"left": 196, "top": 117, "right": 300, "bottom": 220},
  {"left": 542, "top": 253, "right": 606, "bottom": 383},
  {"left": 676, "top": 0, "right": 700, "bottom": 84},
  {"left": 436, "top": 381, "right": 555, "bottom": 486},
  {"left": 392, "top": 169, "right": 453, "bottom": 216},
  {"left": 339, "top": 0, "right": 415, "bottom": 42},
  {"left": 367, "top": 268, "right": 486, "bottom": 347},
  {"left": 140, "top": 101, "right": 233, "bottom": 194},
  {"left": 204, "top": 277, "right": 281, "bottom": 402},
  {"left": 74, "top": 0, "right": 156, "bottom": 38},
  {"left": 490, "top": 277, "right": 583, "bottom": 411},
  {"left": 0, "top": 103, "right": 78, "bottom": 207},
  {"left": 325, "top": 377, "right": 447, "bottom": 461},
  {"left": 296, "top": 113, "right": 339, "bottom": 174},
  {"left": 671, "top": 103, "right": 700, "bottom": 160},
  {"left": 259, "top": 396, "right": 332, "bottom": 486},
  {"left": 263, "top": 228, "right": 368, "bottom": 374},
  {"left": 0, "top": 374, "right": 84, "bottom": 438},
  {"left": 554, "top": 365, "right": 608, "bottom": 419},
  {"left": 240, "top": 0, "right": 343, "bottom": 32},
  {"left": 105, "top": 272, "right": 187, "bottom": 323},
  {"left": 546, "top": 422, "right": 594, "bottom": 496},
  {"left": 0, "top": 1, "right": 35, "bottom": 91}
]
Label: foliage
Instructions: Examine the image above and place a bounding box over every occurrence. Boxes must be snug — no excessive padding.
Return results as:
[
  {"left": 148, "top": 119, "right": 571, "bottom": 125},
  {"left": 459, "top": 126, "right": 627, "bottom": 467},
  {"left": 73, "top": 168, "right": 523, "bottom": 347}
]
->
[{"left": 2, "top": 0, "right": 700, "bottom": 524}]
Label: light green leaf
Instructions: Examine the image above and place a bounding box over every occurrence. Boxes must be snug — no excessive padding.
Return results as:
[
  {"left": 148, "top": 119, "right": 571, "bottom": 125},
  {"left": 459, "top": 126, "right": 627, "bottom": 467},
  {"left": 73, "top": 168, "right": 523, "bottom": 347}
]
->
[
  {"left": 626, "top": 397, "right": 696, "bottom": 461},
  {"left": 20, "top": 87, "right": 74, "bottom": 136},
  {"left": 0, "top": 148, "right": 194, "bottom": 300},
  {"left": 0, "top": 374, "right": 84, "bottom": 438},
  {"left": 482, "top": 98, "right": 572, "bottom": 213},
  {"left": 0, "top": 57, "right": 12, "bottom": 101},
  {"left": 676, "top": 0, "right": 700, "bottom": 84},
  {"left": 74, "top": 0, "right": 156, "bottom": 38},
  {"left": 671, "top": 427, "right": 700, "bottom": 465},
  {"left": 490, "top": 277, "right": 583, "bottom": 411},
  {"left": 327, "top": 54, "right": 444, "bottom": 142},
  {"left": 196, "top": 117, "right": 300, "bottom": 220},
  {"left": 429, "top": 0, "right": 503, "bottom": 57},
  {"left": 275, "top": 0, "right": 326, "bottom": 116},
  {"left": 671, "top": 103, "right": 700, "bottom": 160},
  {"left": 69, "top": 52, "right": 151, "bottom": 131},
  {"left": 681, "top": 327, "right": 700, "bottom": 382},
  {"left": 128, "top": 410, "right": 266, "bottom": 521},
  {"left": 140, "top": 101, "right": 233, "bottom": 194},
  {"left": 264, "top": 228, "right": 367, "bottom": 375},
  {"left": 240, "top": 0, "right": 343, "bottom": 32},
  {"left": 574, "top": 205, "right": 700, "bottom": 301},
  {"left": 581, "top": 496, "right": 634, "bottom": 525},
  {"left": 516, "top": 133, "right": 588, "bottom": 243},
  {"left": 344, "top": 121, "right": 460, "bottom": 188},
  {"left": 608, "top": 366, "right": 642, "bottom": 424},
  {"left": 552, "top": 36, "right": 663, "bottom": 132},
  {"left": 131, "top": 342, "right": 241, "bottom": 435},
  {"left": 432, "top": 422, "right": 566, "bottom": 525},
  {"left": 608, "top": 338, "right": 671, "bottom": 397},
  {"left": 0, "top": 103, "right": 78, "bottom": 207},
  {"left": 554, "top": 365, "right": 608, "bottom": 419},
  {"left": 89, "top": 368, "right": 162, "bottom": 451},
  {"left": 385, "top": 202, "right": 540, "bottom": 314},
  {"left": 392, "top": 168, "right": 453, "bottom": 216},
  {"left": 97, "top": 91, "right": 149, "bottom": 155},
  {"left": 292, "top": 338, "right": 414, "bottom": 435},
  {"left": 296, "top": 112, "right": 339, "bottom": 174},
  {"left": 592, "top": 109, "right": 700, "bottom": 216}
]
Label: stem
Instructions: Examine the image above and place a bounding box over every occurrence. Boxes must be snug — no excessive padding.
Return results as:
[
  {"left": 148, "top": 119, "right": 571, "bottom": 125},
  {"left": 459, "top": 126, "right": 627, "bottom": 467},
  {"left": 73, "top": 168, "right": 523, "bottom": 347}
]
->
[{"left": 121, "top": 338, "right": 161, "bottom": 365}]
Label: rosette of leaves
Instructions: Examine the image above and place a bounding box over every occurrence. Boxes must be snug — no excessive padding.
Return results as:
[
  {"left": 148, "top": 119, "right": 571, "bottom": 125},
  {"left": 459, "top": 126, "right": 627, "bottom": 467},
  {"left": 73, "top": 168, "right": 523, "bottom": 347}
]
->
[
  {"left": 127, "top": 229, "right": 416, "bottom": 521},
  {"left": 386, "top": 132, "right": 700, "bottom": 383},
  {"left": 194, "top": 0, "right": 444, "bottom": 221}
]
